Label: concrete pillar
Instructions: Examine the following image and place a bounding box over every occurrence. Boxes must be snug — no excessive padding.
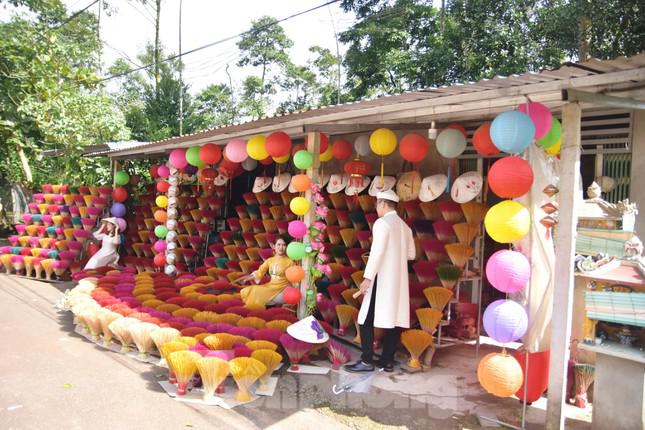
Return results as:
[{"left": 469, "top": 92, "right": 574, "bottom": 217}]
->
[{"left": 630, "top": 110, "right": 645, "bottom": 236}]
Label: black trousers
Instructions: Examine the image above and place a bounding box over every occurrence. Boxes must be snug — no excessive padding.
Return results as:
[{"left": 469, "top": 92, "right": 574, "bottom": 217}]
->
[{"left": 359, "top": 276, "right": 399, "bottom": 364}]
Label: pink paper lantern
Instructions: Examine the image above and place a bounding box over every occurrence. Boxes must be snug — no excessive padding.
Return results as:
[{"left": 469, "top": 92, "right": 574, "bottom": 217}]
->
[
  {"left": 518, "top": 102, "right": 553, "bottom": 141},
  {"left": 169, "top": 149, "right": 188, "bottom": 169},
  {"left": 225, "top": 139, "right": 248, "bottom": 163},
  {"left": 287, "top": 220, "right": 307, "bottom": 239},
  {"left": 153, "top": 240, "right": 167, "bottom": 253},
  {"left": 485, "top": 250, "right": 530, "bottom": 293},
  {"left": 157, "top": 165, "right": 170, "bottom": 178}
]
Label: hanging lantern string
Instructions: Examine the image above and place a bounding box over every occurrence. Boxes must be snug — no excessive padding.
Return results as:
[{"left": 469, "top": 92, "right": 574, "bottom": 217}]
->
[{"left": 380, "top": 156, "right": 385, "bottom": 188}]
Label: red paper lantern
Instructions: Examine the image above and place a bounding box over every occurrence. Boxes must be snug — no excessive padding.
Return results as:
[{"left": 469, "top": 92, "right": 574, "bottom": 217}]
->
[
  {"left": 304, "top": 133, "right": 329, "bottom": 153},
  {"left": 332, "top": 139, "right": 352, "bottom": 160},
  {"left": 154, "top": 253, "right": 166, "bottom": 267},
  {"left": 447, "top": 123, "right": 467, "bottom": 138},
  {"left": 199, "top": 143, "right": 222, "bottom": 164},
  {"left": 488, "top": 156, "right": 534, "bottom": 198},
  {"left": 259, "top": 157, "right": 273, "bottom": 166},
  {"left": 283, "top": 286, "right": 301, "bottom": 305},
  {"left": 291, "top": 143, "right": 305, "bottom": 156},
  {"left": 112, "top": 187, "right": 128, "bottom": 202},
  {"left": 200, "top": 167, "right": 217, "bottom": 181},
  {"left": 344, "top": 159, "right": 371, "bottom": 176},
  {"left": 472, "top": 122, "right": 500, "bottom": 156},
  {"left": 285, "top": 265, "right": 305, "bottom": 283},
  {"left": 220, "top": 160, "right": 241, "bottom": 178},
  {"left": 399, "top": 133, "right": 429, "bottom": 163},
  {"left": 266, "top": 131, "right": 292, "bottom": 157},
  {"left": 156, "top": 181, "right": 169, "bottom": 193},
  {"left": 149, "top": 165, "right": 159, "bottom": 178}
]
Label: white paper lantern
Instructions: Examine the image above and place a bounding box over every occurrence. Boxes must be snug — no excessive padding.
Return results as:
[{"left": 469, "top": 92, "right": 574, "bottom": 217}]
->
[
  {"left": 166, "top": 219, "right": 177, "bottom": 231},
  {"left": 164, "top": 264, "right": 177, "bottom": 275},
  {"left": 166, "top": 231, "right": 177, "bottom": 242}
]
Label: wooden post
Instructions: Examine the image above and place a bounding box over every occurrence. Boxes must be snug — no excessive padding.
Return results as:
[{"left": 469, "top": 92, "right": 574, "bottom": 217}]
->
[
  {"left": 298, "top": 132, "right": 321, "bottom": 320},
  {"left": 545, "top": 102, "right": 582, "bottom": 430}
]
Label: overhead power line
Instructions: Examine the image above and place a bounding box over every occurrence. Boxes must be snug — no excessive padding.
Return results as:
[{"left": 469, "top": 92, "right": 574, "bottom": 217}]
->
[
  {"left": 53, "top": 0, "right": 100, "bottom": 30},
  {"left": 97, "top": 0, "right": 342, "bottom": 83}
]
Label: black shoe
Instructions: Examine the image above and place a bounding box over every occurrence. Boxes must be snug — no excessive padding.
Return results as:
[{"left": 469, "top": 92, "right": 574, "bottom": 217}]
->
[
  {"left": 344, "top": 360, "right": 375, "bottom": 373},
  {"left": 377, "top": 361, "right": 394, "bottom": 372}
]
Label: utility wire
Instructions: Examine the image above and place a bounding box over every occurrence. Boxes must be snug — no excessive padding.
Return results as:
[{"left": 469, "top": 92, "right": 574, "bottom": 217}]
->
[
  {"left": 52, "top": 0, "right": 99, "bottom": 29},
  {"left": 97, "top": 0, "right": 342, "bottom": 83}
]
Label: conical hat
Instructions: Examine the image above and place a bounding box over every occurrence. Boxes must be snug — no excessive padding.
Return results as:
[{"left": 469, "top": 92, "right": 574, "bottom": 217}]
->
[
  {"left": 272, "top": 172, "right": 291, "bottom": 193},
  {"left": 327, "top": 173, "right": 349, "bottom": 194},
  {"left": 286, "top": 315, "right": 329, "bottom": 344},
  {"left": 214, "top": 173, "right": 229, "bottom": 186},
  {"left": 419, "top": 174, "right": 447, "bottom": 202},
  {"left": 368, "top": 176, "right": 396, "bottom": 196},
  {"left": 450, "top": 171, "right": 482, "bottom": 204},
  {"left": 395, "top": 171, "right": 421, "bottom": 202},
  {"left": 252, "top": 176, "right": 272, "bottom": 193},
  {"left": 345, "top": 176, "right": 371, "bottom": 196},
  {"left": 317, "top": 172, "right": 330, "bottom": 187}
]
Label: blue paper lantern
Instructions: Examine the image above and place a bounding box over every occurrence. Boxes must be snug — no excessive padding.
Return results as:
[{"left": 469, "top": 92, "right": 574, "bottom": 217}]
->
[
  {"left": 110, "top": 202, "right": 126, "bottom": 218},
  {"left": 490, "top": 111, "right": 535, "bottom": 154},
  {"left": 483, "top": 299, "right": 528, "bottom": 343}
]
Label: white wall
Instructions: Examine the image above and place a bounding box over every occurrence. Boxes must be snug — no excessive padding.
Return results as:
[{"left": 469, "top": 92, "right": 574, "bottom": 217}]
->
[{"left": 630, "top": 110, "right": 645, "bottom": 237}]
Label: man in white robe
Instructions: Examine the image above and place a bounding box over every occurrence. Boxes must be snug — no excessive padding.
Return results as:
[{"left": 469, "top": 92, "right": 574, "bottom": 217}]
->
[{"left": 345, "top": 190, "right": 415, "bottom": 372}]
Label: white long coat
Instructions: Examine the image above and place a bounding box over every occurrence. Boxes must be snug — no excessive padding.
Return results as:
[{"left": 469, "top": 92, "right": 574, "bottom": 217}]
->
[{"left": 358, "top": 210, "right": 415, "bottom": 329}]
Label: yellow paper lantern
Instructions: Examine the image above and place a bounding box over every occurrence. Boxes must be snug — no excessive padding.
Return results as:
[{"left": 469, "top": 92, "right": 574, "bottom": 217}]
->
[
  {"left": 273, "top": 154, "right": 290, "bottom": 164},
  {"left": 477, "top": 352, "right": 523, "bottom": 397},
  {"left": 545, "top": 139, "right": 561, "bottom": 155},
  {"left": 484, "top": 200, "right": 530, "bottom": 243},
  {"left": 320, "top": 145, "right": 333, "bottom": 162},
  {"left": 290, "top": 197, "right": 310, "bottom": 216},
  {"left": 369, "top": 128, "right": 397, "bottom": 156},
  {"left": 155, "top": 195, "right": 168, "bottom": 208},
  {"left": 247, "top": 135, "right": 268, "bottom": 160}
]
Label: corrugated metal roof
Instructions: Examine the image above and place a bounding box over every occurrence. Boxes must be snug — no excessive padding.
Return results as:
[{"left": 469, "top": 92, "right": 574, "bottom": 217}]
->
[{"left": 103, "top": 53, "right": 645, "bottom": 158}]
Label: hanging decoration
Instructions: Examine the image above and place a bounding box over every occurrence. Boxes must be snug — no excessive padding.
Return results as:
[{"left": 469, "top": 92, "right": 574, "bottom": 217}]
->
[
  {"left": 304, "top": 133, "right": 330, "bottom": 153},
  {"left": 291, "top": 174, "right": 310, "bottom": 193},
  {"left": 343, "top": 158, "right": 371, "bottom": 192},
  {"left": 112, "top": 187, "right": 128, "bottom": 203},
  {"left": 246, "top": 135, "right": 268, "bottom": 160},
  {"left": 478, "top": 352, "right": 524, "bottom": 398},
  {"left": 490, "top": 111, "right": 535, "bottom": 154},
  {"left": 169, "top": 149, "right": 188, "bottom": 169},
  {"left": 265, "top": 131, "right": 292, "bottom": 158},
  {"left": 163, "top": 164, "right": 181, "bottom": 276},
  {"left": 241, "top": 157, "right": 258, "bottom": 171},
  {"left": 485, "top": 250, "right": 531, "bottom": 293},
  {"left": 483, "top": 299, "right": 528, "bottom": 343},
  {"left": 518, "top": 101, "right": 553, "bottom": 140},
  {"left": 488, "top": 156, "right": 534, "bottom": 198},
  {"left": 199, "top": 143, "right": 222, "bottom": 165},
  {"left": 436, "top": 129, "right": 467, "bottom": 159},
  {"left": 293, "top": 150, "right": 314, "bottom": 170},
  {"left": 354, "top": 135, "right": 370, "bottom": 157},
  {"left": 290, "top": 197, "right": 310, "bottom": 216},
  {"left": 446, "top": 123, "right": 467, "bottom": 138},
  {"left": 399, "top": 133, "right": 429, "bottom": 163},
  {"left": 157, "top": 165, "right": 170, "bottom": 178},
  {"left": 186, "top": 146, "right": 204, "bottom": 167},
  {"left": 472, "top": 122, "right": 500, "bottom": 156},
  {"left": 114, "top": 171, "right": 130, "bottom": 186},
  {"left": 332, "top": 139, "right": 353, "bottom": 160},
  {"left": 484, "top": 200, "right": 530, "bottom": 244},
  {"left": 225, "top": 139, "right": 248, "bottom": 163},
  {"left": 536, "top": 118, "right": 561, "bottom": 149},
  {"left": 319, "top": 145, "right": 334, "bottom": 162}
]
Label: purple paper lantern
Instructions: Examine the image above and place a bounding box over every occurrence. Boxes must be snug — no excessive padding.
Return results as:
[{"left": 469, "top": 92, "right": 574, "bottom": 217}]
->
[
  {"left": 183, "top": 164, "right": 198, "bottom": 175},
  {"left": 485, "top": 250, "right": 530, "bottom": 293},
  {"left": 287, "top": 220, "right": 308, "bottom": 239},
  {"left": 483, "top": 299, "right": 528, "bottom": 343},
  {"left": 110, "top": 203, "right": 126, "bottom": 218}
]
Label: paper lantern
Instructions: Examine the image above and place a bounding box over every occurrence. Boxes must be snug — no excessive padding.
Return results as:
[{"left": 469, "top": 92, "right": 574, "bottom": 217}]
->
[
  {"left": 154, "top": 253, "right": 166, "bottom": 267},
  {"left": 186, "top": 146, "right": 204, "bottom": 167},
  {"left": 154, "top": 210, "right": 167, "bottom": 223},
  {"left": 304, "top": 133, "right": 329, "bottom": 153},
  {"left": 399, "top": 133, "right": 429, "bottom": 163},
  {"left": 156, "top": 195, "right": 169, "bottom": 208},
  {"left": 155, "top": 225, "right": 168, "bottom": 239},
  {"left": 247, "top": 135, "right": 268, "bottom": 160},
  {"left": 545, "top": 139, "right": 561, "bottom": 155},
  {"left": 273, "top": 154, "right": 289, "bottom": 164},
  {"left": 436, "top": 129, "right": 466, "bottom": 158},
  {"left": 369, "top": 128, "right": 397, "bottom": 156},
  {"left": 344, "top": 159, "right": 370, "bottom": 177},
  {"left": 490, "top": 111, "right": 535, "bottom": 154},
  {"left": 242, "top": 158, "right": 257, "bottom": 171},
  {"left": 446, "top": 124, "right": 467, "bottom": 138},
  {"left": 484, "top": 200, "right": 530, "bottom": 243},
  {"left": 184, "top": 165, "right": 198, "bottom": 175},
  {"left": 488, "top": 156, "right": 534, "bottom": 198},
  {"left": 259, "top": 157, "right": 273, "bottom": 166},
  {"left": 285, "top": 266, "right": 305, "bottom": 283},
  {"left": 483, "top": 299, "right": 528, "bottom": 343},
  {"left": 199, "top": 143, "right": 222, "bottom": 164},
  {"left": 332, "top": 139, "right": 353, "bottom": 160},
  {"left": 150, "top": 165, "right": 160, "bottom": 178},
  {"left": 154, "top": 240, "right": 167, "bottom": 253},
  {"left": 291, "top": 174, "right": 310, "bottom": 193},
  {"left": 115, "top": 218, "right": 127, "bottom": 231},
  {"left": 225, "top": 139, "right": 248, "bottom": 163},
  {"left": 354, "top": 135, "right": 370, "bottom": 157},
  {"left": 156, "top": 181, "right": 170, "bottom": 193},
  {"left": 293, "top": 150, "right": 313, "bottom": 170},
  {"left": 169, "top": 149, "right": 188, "bottom": 169},
  {"left": 472, "top": 122, "right": 500, "bottom": 156},
  {"left": 486, "top": 250, "right": 530, "bottom": 293},
  {"left": 266, "top": 131, "right": 292, "bottom": 157},
  {"left": 290, "top": 197, "right": 310, "bottom": 216},
  {"left": 287, "top": 220, "right": 307, "bottom": 239},
  {"left": 114, "top": 171, "right": 129, "bottom": 186},
  {"left": 283, "top": 287, "right": 301, "bottom": 305},
  {"left": 110, "top": 203, "right": 126, "bottom": 218},
  {"left": 286, "top": 242, "right": 306, "bottom": 260},
  {"left": 319, "top": 145, "right": 333, "bottom": 162},
  {"left": 112, "top": 187, "right": 128, "bottom": 202},
  {"left": 157, "top": 165, "right": 170, "bottom": 178},
  {"left": 478, "top": 352, "right": 523, "bottom": 398},
  {"left": 291, "top": 144, "right": 305, "bottom": 156},
  {"left": 537, "top": 118, "right": 561, "bottom": 149},
  {"left": 518, "top": 102, "right": 552, "bottom": 140}
]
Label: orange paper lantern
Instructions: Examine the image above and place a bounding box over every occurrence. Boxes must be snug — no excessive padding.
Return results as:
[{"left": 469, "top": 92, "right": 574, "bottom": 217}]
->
[
  {"left": 154, "top": 210, "right": 167, "bottom": 223},
  {"left": 477, "top": 352, "right": 523, "bottom": 397},
  {"left": 291, "top": 174, "right": 310, "bottom": 193},
  {"left": 285, "top": 265, "right": 305, "bottom": 283}
]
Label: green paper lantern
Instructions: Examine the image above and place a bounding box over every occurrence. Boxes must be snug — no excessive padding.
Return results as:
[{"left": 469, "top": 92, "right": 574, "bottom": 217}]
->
[
  {"left": 293, "top": 150, "right": 313, "bottom": 170},
  {"left": 286, "top": 242, "right": 306, "bottom": 260},
  {"left": 114, "top": 171, "right": 130, "bottom": 186},
  {"left": 186, "top": 146, "right": 204, "bottom": 167},
  {"left": 536, "top": 118, "right": 561, "bottom": 149},
  {"left": 154, "top": 225, "right": 168, "bottom": 239}
]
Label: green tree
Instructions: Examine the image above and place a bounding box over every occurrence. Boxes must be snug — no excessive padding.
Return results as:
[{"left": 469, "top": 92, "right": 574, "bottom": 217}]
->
[
  {"left": 239, "top": 75, "right": 273, "bottom": 120},
  {"left": 308, "top": 45, "right": 344, "bottom": 106},
  {"left": 190, "top": 83, "right": 236, "bottom": 130}
]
